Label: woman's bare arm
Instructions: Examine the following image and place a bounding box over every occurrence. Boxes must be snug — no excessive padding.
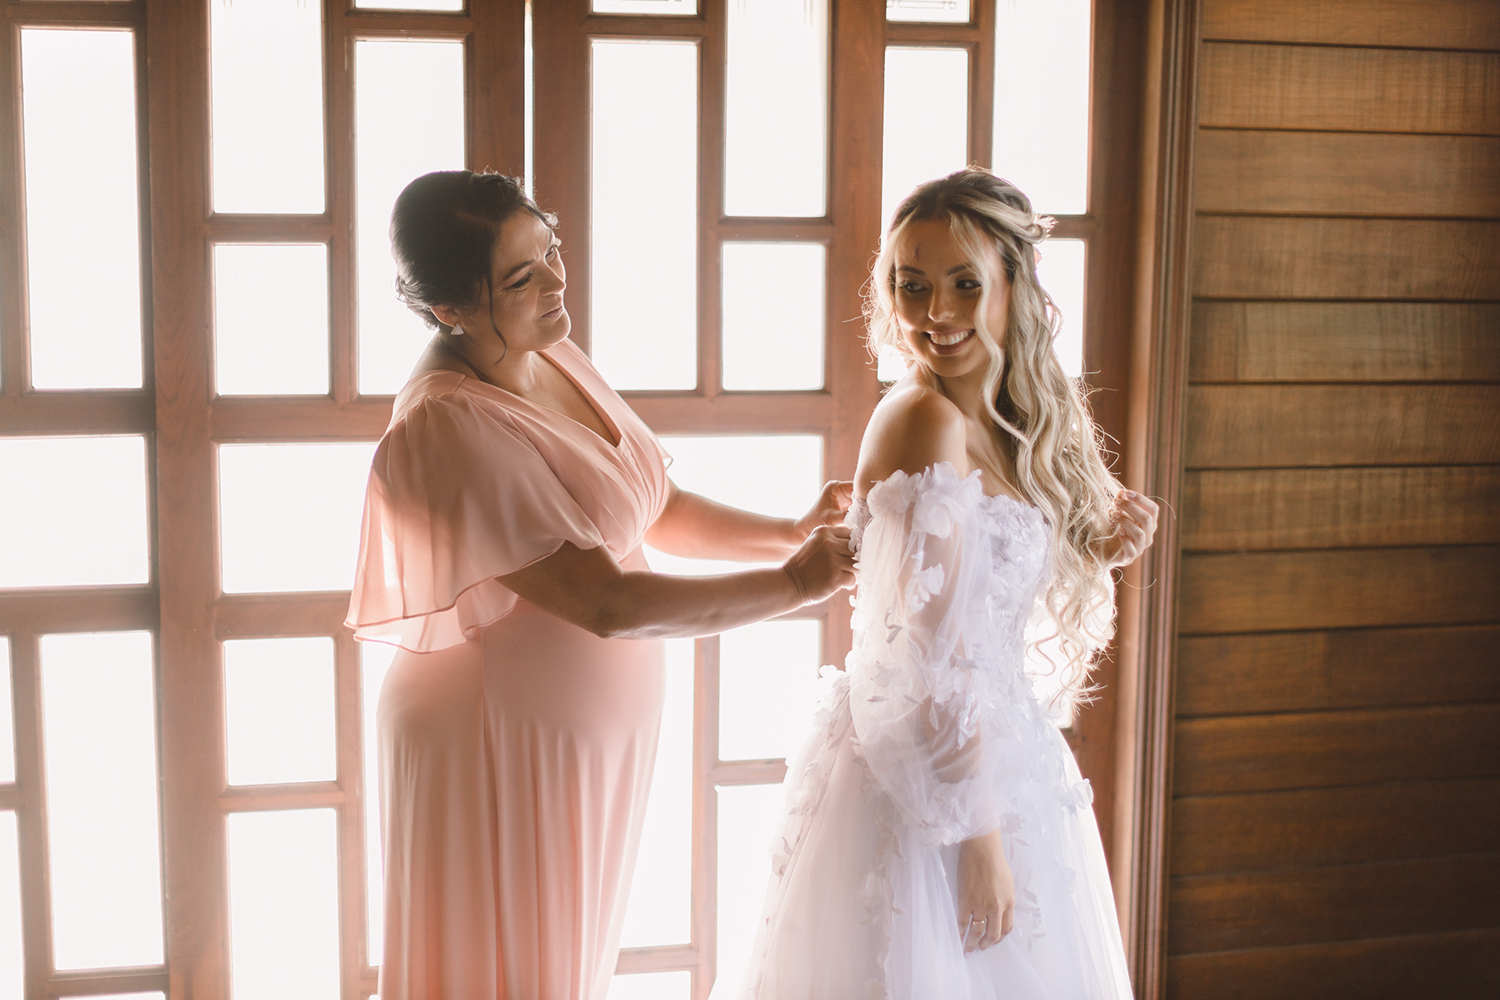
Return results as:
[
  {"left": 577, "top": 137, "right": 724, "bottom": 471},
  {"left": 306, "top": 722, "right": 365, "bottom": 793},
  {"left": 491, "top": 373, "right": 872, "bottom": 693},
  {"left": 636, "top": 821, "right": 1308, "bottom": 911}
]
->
[
  {"left": 644, "top": 479, "right": 853, "bottom": 562},
  {"left": 499, "top": 525, "right": 854, "bottom": 640}
]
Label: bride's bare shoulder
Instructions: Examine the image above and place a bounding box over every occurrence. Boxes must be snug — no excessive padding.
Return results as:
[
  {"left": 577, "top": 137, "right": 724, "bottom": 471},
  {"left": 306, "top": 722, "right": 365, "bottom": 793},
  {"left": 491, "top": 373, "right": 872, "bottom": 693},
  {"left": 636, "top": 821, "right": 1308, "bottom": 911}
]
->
[{"left": 855, "top": 381, "right": 967, "bottom": 496}]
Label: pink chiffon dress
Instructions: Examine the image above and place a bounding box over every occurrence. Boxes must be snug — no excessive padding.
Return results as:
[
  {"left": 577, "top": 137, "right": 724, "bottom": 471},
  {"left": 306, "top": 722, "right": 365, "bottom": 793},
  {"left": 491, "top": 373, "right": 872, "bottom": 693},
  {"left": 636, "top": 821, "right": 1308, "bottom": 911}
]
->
[{"left": 346, "top": 337, "right": 672, "bottom": 1000}]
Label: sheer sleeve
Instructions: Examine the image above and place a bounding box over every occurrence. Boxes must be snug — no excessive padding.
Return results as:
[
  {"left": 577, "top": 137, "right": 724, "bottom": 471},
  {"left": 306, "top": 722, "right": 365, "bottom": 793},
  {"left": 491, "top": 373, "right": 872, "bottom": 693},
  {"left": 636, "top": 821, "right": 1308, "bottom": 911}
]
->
[
  {"left": 347, "top": 390, "right": 606, "bottom": 652},
  {"left": 846, "top": 463, "right": 1029, "bottom": 847}
]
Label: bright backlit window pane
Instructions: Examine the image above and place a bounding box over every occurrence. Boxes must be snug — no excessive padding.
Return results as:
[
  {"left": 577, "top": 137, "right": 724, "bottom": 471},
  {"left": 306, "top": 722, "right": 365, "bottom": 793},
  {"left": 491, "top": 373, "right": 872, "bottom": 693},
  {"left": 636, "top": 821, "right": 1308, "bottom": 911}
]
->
[
  {"left": 22, "top": 29, "right": 142, "bottom": 390},
  {"left": 0, "top": 436, "right": 150, "bottom": 589},
  {"left": 888, "top": 0, "right": 970, "bottom": 21},
  {"left": 0, "top": 640, "right": 12, "bottom": 783},
  {"left": 724, "top": 0, "right": 827, "bottom": 217},
  {"left": 357, "top": 0, "right": 462, "bottom": 9},
  {"left": 356, "top": 40, "right": 465, "bottom": 394},
  {"left": 593, "top": 0, "right": 696, "bottom": 13},
  {"left": 647, "top": 435, "right": 823, "bottom": 577},
  {"left": 210, "top": 0, "right": 325, "bottom": 213},
  {"left": 227, "top": 809, "right": 341, "bottom": 1000},
  {"left": 224, "top": 638, "right": 336, "bottom": 786},
  {"left": 592, "top": 41, "right": 697, "bottom": 390},
  {"left": 712, "top": 783, "right": 785, "bottom": 1000},
  {"left": 609, "top": 971, "right": 692, "bottom": 1000},
  {"left": 219, "top": 442, "right": 377, "bottom": 594},
  {"left": 719, "top": 620, "right": 823, "bottom": 762},
  {"left": 40, "top": 631, "right": 162, "bottom": 969},
  {"left": 722, "top": 243, "right": 824, "bottom": 391},
  {"left": 993, "top": 0, "right": 1091, "bottom": 215},
  {"left": 215, "top": 244, "right": 330, "bottom": 395},
  {"left": 882, "top": 47, "right": 969, "bottom": 230},
  {"left": 361, "top": 641, "right": 398, "bottom": 964},
  {"left": 1037, "top": 238, "right": 1085, "bottom": 377},
  {"left": 619, "top": 638, "right": 693, "bottom": 948},
  {"left": 0, "top": 813, "right": 20, "bottom": 1000}
]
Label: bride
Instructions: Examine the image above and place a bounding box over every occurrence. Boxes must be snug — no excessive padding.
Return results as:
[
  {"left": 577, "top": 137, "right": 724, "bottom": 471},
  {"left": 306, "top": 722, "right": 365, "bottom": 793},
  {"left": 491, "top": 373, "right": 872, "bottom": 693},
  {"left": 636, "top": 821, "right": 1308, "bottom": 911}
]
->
[{"left": 742, "top": 168, "right": 1158, "bottom": 999}]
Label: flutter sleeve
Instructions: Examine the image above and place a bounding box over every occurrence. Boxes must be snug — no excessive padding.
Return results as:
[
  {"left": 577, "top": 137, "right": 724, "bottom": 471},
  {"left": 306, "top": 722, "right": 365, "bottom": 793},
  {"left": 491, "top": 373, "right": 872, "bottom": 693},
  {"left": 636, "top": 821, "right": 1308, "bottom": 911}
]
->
[
  {"left": 846, "top": 463, "right": 1025, "bottom": 847},
  {"left": 346, "top": 390, "right": 606, "bottom": 652}
]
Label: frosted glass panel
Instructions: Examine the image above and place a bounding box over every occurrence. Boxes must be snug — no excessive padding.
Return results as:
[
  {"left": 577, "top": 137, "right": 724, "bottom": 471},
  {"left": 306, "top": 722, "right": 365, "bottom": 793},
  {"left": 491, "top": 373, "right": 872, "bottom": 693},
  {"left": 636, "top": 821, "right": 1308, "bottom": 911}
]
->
[
  {"left": 888, "top": 0, "right": 970, "bottom": 21},
  {"left": 0, "top": 813, "right": 20, "bottom": 1000},
  {"left": 882, "top": 47, "right": 969, "bottom": 230},
  {"left": 211, "top": 0, "right": 325, "bottom": 213},
  {"left": 647, "top": 435, "right": 823, "bottom": 577},
  {"left": 721, "top": 243, "right": 824, "bottom": 391},
  {"left": 1037, "top": 239, "right": 1085, "bottom": 378},
  {"left": 719, "top": 621, "right": 823, "bottom": 762},
  {"left": 40, "top": 631, "right": 162, "bottom": 969},
  {"left": 357, "top": 0, "right": 462, "bottom": 9},
  {"left": 609, "top": 971, "right": 691, "bottom": 1000},
  {"left": 361, "top": 641, "right": 398, "bottom": 964},
  {"left": 0, "top": 435, "right": 150, "bottom": 589},
  {"left": 0, "top": 640, "right": 12, "bottom": 783},
  {"left": 219, "top": 442, "right": 377, "bottom": 594},
  {"left": 215, "top": 244, "right": 330, "bottom": 395},
  {"left": 594, "top": 0, "right": 695, "bottom": 12},
  {"left": 591, "top": 41, "right": 697, "bottom": 390},
  {"left": 724, "top": 0, "right": 827, "bottom": 217},
  {"left": 22, "top": 29, "right": 142, "bottom": 390},
  {"left": 227, "top": 809, "right": 341, "bottom": 1000},
  {"left": 618, "top": 638, "right": 693, "bottom": 947},
  {"left": 356, "top": 40, "right": 465, "bottom": 394},
  {"left": 993, "top": 0, "right": 1091, "bottom": 215},
  {"left": 711, "top": 784, "right": 785, "bottom": 1000},
  {"left": 224, "top": 638, "right": 336, "bottom": 786}
]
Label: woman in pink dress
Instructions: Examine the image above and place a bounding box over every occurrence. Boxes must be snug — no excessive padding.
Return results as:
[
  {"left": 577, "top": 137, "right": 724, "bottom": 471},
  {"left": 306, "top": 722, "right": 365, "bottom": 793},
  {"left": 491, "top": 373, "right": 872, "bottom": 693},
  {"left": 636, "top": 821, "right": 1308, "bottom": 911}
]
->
[{"left": 346, "top": 171, "right": 855, "bottom": 1000}]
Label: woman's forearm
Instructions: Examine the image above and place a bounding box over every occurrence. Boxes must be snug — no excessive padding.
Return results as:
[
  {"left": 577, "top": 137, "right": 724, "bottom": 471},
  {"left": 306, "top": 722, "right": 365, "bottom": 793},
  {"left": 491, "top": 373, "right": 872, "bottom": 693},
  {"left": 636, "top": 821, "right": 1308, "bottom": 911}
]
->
[{"left": 644, "top": 487, "right": 802, "bottom": 562}]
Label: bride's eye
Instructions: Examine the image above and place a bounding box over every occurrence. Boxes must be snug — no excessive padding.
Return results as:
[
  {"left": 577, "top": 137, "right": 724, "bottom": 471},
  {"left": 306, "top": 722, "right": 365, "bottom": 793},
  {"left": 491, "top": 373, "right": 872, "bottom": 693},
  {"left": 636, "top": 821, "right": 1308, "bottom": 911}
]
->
[
  {"left": 899, "top": 281, "right": 927, "bottom": 295},
  {"left": 956, "top": 278, "right": 982, "bottom": 292}
]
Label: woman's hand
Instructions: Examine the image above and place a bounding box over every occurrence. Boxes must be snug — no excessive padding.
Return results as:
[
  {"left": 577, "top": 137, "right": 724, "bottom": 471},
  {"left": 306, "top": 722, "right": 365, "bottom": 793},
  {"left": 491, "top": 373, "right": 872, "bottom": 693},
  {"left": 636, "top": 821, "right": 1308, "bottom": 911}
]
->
[
  {"left": 793, "top": 480, "right": 855, "bottom": 538},
  {"left": 782, "top": 524, "right": 856, "bottom": 605},
  {"left": 957, "top": 827, "right": 1015, "bottom": 954},
  {"left": 1103, "top": 489, "right": 1159, "bottom": 569}
]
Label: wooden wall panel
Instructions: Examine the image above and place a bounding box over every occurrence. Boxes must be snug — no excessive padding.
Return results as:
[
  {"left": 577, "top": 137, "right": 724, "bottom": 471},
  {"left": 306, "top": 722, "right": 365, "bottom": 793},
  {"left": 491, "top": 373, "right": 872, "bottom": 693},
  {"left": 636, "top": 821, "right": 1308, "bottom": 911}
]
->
[
  {"left": 1182, "top": 466, "right": 1500, "bottom": 550},
  {"left": 1168, "top": 853, "right": 1500, "bottom": 954},
  {"left": 1178, "top": 545, "right": 1500, "bottom": 634},
  {"left": 1184, "top": 384, "right": 1500, "bottom": 468},
  {"left": 1168, "top": 929, "right": 1500, "bottom": 1000},
  {"left": 1194, "top": 131, "right": 1500, "bottom": 217},
  {"left": 1189, "top": 302, "right": 1500, "bottom": 383},
  {"left": 1198, "top": 43, "right": 1500, "bottom": 134},
  {"left": 1171, "top": 779, "right": 1500, "bottom": 875},
  {"left": 1202, "top": 0, "right": 1500, "bottom": 49},
  {"left": 1174, "top": 703, "right": 1500, "bottom": 795},
  {"left": 1192, "top": 217, "right": 1500, "bottom": 300},
  {"left": 1176, "top": 624, "right": 1500, "bottom": 716}
]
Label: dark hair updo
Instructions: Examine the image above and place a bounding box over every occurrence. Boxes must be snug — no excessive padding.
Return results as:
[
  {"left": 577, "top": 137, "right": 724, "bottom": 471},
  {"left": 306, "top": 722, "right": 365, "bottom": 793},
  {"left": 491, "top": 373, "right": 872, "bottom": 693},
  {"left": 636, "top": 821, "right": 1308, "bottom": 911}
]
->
[{"left": 389, "top": 170, "right": 557, "bottom": 331}]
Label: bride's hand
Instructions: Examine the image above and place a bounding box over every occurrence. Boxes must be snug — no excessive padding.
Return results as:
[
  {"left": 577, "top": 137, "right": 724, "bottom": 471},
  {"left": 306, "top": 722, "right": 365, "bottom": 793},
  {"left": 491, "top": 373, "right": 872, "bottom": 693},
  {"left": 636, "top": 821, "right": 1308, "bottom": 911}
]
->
[
  {"left": 957, "top": 827, "right": 1015, "bottom": 954},
  {"left": 793, "top": 480, "right": 854, "bottom": 538},
  {"left": 1103, "top": 489, "right": 1159, "bottom": 569}
]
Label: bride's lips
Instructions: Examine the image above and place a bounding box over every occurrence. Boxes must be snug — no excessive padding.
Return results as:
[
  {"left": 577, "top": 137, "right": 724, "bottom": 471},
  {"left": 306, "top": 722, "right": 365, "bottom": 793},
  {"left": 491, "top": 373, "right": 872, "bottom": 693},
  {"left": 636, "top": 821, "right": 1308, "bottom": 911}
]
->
[{"left": 924, "top": 328, "right": 974, "bottom": 355}]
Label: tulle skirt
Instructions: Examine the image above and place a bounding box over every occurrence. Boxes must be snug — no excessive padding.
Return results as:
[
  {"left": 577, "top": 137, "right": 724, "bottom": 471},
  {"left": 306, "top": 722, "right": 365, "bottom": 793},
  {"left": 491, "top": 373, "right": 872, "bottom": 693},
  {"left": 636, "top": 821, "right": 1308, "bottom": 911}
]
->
[{"left": 744, "top": 675, "right": 1133, "bottom": 1000}]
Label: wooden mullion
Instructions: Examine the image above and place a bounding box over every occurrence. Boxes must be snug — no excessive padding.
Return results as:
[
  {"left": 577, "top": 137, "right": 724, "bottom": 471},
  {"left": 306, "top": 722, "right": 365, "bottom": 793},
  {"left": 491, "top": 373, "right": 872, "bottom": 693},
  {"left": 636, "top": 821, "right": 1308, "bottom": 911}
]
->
[
  {"left": 0, "top": 786, "right": 16, "bottom": 810},
  {"left": 0, "top": 14, "right": 24, "bottom": 400},
  {"left": 48, "top": 967, "right": 170, "bottom": 997},
  {"left": 583, "top": 13, "right": 707, "bottom": 38},
  {"left": 329, "top": 1, "right": 357, "bottom": 405},
  {"left": 970, "top": 0, "right": 995, "bottom": 169},
  {"left": 0, "top": 587, "right": 158, "bottom": 634},
  {"left": 885, "top": 22, "right": 984, "bottom": 45},
  {"left": 531, "top": 0, "right": 593, "bottom": 352},
  {"left": 333, "top": 627, "right": 365, "bottom": 995},
  {"left": 5, "top": 2, "right": 140, "bottom": 29},
  {"left": 699, "top": 2, "right": 724, "bottom": 397},
  {"left": 0, "top": 391, "right": 155, "bottom": 434},
  {"left": 622, "top": 392, "right": 832, "bottom": 434},
  {"left": 690, "top": 633, "right": 718, "bottom": 1000},
  {"left": 714, "top": 218, "right": 834, "bottom": 239},
  {"left": 204, "top": 214, "right": 335, "bottom": 240},
  {"left": 214, "top": 593, "right": 350, "bottom": 641},
  {"left": 467, "top": 0, "right": 527, "bottom": 175},
  {"left": 709, "top": 759, "right": 787, "bottom": 786},
  {"left": 614, "top": 942, "right": 696, "bottom": 974},
  {"left": 10, "top": 632, "right": 52, "bottom": 998},
  {"left": 217, "top": 784, "right": 346, "bottom": 812},
  {"left": 210, "top": 396, "right": 391, "bottom": 441}
]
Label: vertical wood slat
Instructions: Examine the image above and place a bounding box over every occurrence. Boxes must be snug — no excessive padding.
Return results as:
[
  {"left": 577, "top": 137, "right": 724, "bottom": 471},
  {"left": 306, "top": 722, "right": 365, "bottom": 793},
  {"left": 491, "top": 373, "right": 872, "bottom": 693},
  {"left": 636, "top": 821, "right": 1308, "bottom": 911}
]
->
[
  {"left": 699, "top": 3, "right": 724, "bottom": 400},
  {"left": 327, "top": 3, "right": 356, "bottom": 407},
  {"left": 10, "top": 634, "right": 51, "bottom": 998},
  {"left": 690, "top": 635, "right": 719, "bottom": 1000},
  {"left": 333, "top": 629, "right": 366, "bottom": 992},
  {"left": 0, "top": 11, "right": 26, "bottom": 398},
  {"left": 145, "top": 0, "right": 227, "bottom": 997}
]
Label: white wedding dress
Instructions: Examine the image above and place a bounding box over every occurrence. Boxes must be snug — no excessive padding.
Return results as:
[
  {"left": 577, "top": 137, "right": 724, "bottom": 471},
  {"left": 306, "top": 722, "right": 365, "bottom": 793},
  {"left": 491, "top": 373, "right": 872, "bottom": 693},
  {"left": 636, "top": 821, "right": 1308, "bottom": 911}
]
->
[{"left": 742, "top": 463, "right": 1134, "bottom": 1000}]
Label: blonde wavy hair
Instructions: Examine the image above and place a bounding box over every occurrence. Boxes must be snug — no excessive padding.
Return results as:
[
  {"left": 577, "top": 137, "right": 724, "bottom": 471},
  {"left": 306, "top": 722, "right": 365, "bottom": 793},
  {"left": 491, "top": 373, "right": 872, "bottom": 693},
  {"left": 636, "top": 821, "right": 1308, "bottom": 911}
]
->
[{"left": 866, "top": 167, "right": 1122, "bottom": 701}]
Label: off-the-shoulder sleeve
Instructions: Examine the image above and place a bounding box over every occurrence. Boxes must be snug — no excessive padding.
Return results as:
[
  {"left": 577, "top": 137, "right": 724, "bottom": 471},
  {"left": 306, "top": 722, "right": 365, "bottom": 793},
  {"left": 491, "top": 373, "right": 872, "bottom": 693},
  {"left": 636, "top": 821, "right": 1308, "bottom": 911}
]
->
[
  {"left": 346, "top": 391, "right": 605, "bottom": 652},
  {"left": 846, "top": 463, "right": 1027, "bottom": 847}
]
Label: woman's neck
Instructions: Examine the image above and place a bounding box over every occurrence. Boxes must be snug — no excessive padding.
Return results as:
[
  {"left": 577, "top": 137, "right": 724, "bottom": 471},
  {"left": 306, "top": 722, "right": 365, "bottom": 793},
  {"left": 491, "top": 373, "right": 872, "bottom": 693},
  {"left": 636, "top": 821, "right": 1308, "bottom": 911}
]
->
[{"left": 441, "top": 333, "right": 545, "bottom": 396}]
